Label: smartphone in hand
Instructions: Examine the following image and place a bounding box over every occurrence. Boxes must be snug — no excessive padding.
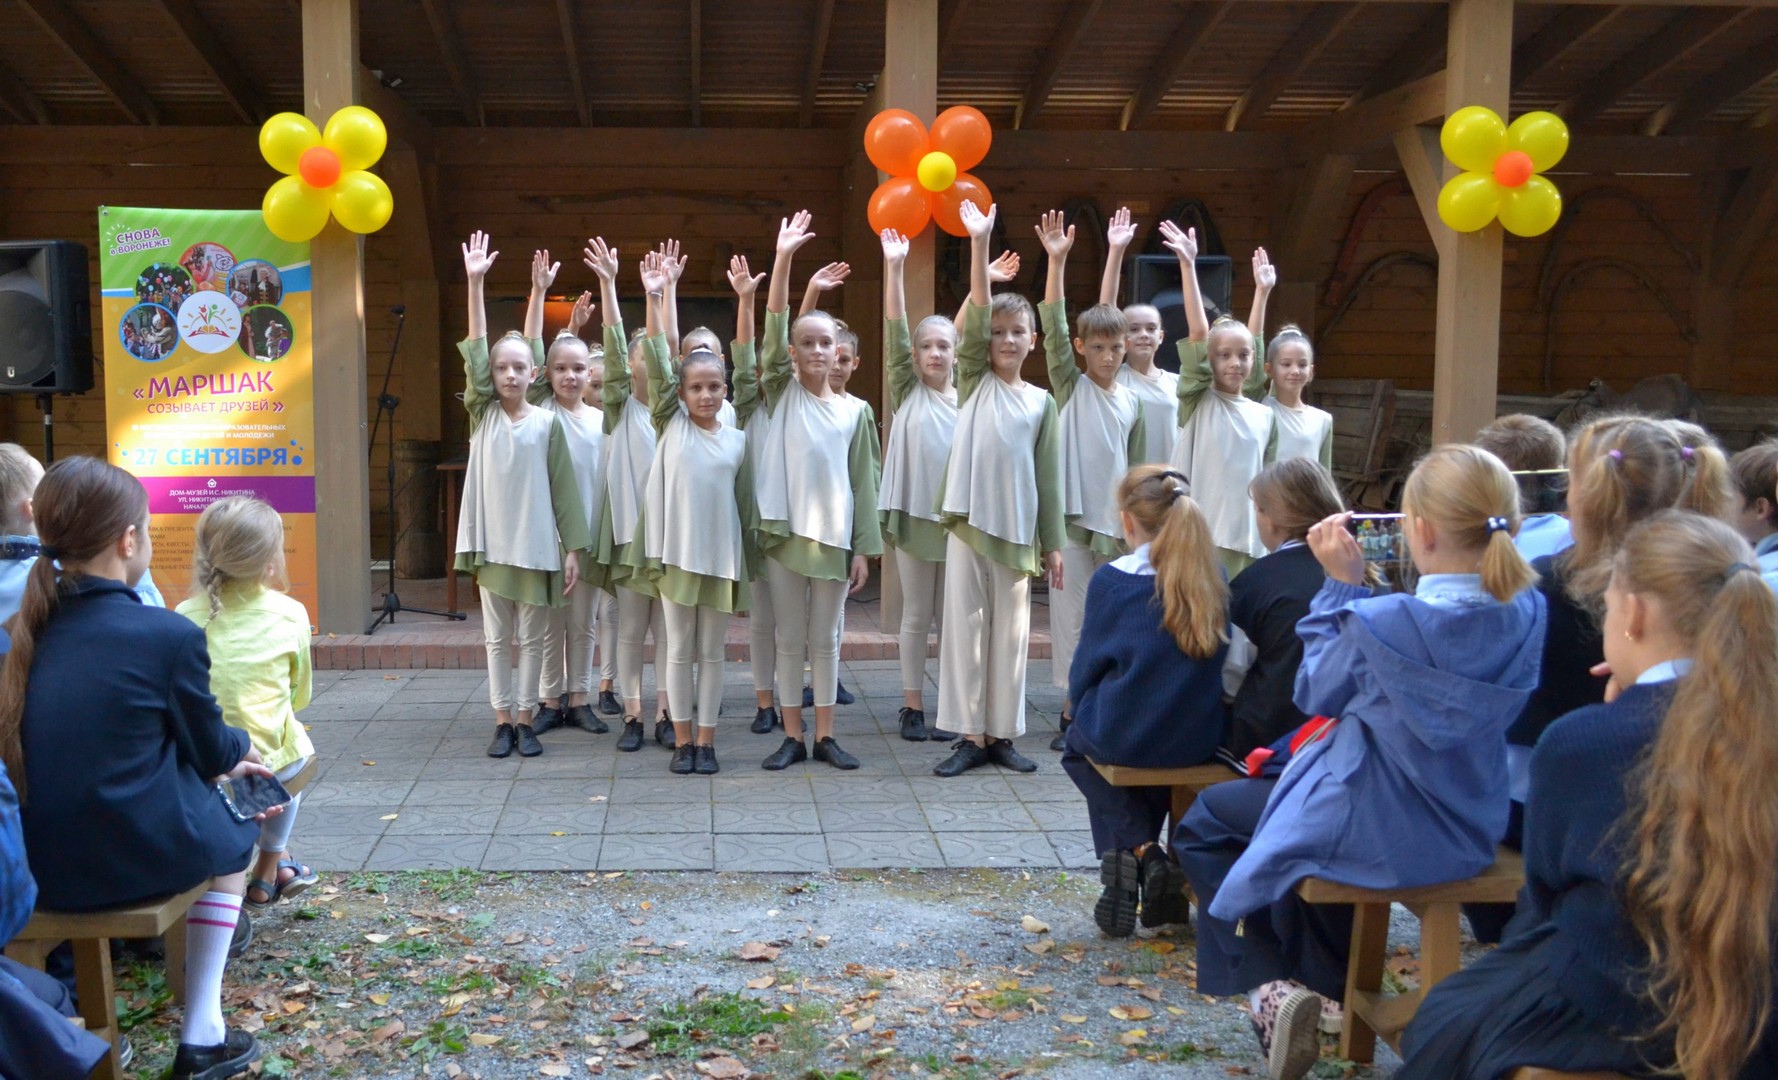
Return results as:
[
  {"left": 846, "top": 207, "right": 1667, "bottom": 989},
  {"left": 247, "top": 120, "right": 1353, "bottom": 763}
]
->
[{"left": 217, "top": 773, "right": 292, "bottom": 823}]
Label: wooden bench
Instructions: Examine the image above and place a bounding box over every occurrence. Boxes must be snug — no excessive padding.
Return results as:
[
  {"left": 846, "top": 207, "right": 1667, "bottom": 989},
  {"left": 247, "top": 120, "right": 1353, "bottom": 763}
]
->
[
  {"left": 2, "top": 880, "right": 211, "bottom": 1080},
  {"left": 1087, "top": 760, "right": 1243, "bottom": 823},
  {"left": 1294, "top": 848, "right": 1525, "bottom": 1064}
]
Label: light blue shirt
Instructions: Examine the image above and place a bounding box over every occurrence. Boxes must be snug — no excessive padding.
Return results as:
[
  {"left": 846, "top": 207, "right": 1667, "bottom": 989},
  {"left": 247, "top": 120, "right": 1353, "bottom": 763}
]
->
[
  {"left": 1514, "top": 513, "right": 1573, "bottom": 563},
  {"left": 1634, "top": 658, "right": 1692, "bottom": 685},
  {"left": 1414, "top": 572, "right": 1493, "bottom": 608},
  {"left": 1757, "top": 533, "right": 1778, "bottom": 597},
  {"left": 0, "top": 540, "right": 166, "bottom": 625}
]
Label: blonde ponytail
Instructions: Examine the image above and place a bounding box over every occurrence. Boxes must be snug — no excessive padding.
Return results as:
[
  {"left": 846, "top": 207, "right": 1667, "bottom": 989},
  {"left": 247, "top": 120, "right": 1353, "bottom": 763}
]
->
[
  {"left": 1666, "top": 420, "right": 1734, "bottom": 521},
  {"left": 1119, "top": 465, "right": 1228, "bottom": 658},
  {"left": 189, "top": 496, "right": 286, "bottom": 618},
  {"left": 1566, "top": 416, "right": 1712, "bottom": 611},
  {"left": 1401, "top": 445, "right": 1537, "bottom": 602}
]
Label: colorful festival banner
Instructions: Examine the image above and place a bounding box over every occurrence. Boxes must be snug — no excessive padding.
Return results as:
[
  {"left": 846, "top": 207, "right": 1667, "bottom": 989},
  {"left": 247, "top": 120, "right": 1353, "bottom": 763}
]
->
[{"left": 98, "top": 206, "right": 317, "bottom": 626}]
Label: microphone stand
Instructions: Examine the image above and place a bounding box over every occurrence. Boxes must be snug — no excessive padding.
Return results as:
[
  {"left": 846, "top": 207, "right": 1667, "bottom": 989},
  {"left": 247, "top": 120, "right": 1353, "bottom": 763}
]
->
[{"left": 367, "top": 304, "right": 465, "bottom": 633}]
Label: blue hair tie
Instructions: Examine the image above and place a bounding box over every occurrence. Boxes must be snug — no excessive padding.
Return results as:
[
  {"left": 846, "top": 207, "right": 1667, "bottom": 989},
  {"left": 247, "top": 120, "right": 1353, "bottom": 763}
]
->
[{"left": 1486, "top": 516, "right": 1511, "bottom": 534}]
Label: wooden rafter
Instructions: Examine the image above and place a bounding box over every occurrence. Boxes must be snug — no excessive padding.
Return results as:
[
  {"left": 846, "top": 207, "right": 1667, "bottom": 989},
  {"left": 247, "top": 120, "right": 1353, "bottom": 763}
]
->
[
  {"left": 1710, "top": 157, "right": 1778, "bottom": 285},
  {"left": 1511, "top": 5, "right": 1621, "bottom": 90},
  {"left": 1558, "top": 7, "right": 1745, "bottom": 127},
  {"left": 417, "top": 0, "right": 482, "bottom": 125},
  {"left": 556, "top": 0, "right": 591, "bottom": 126},
  {"left": 1228, "top": 3, "right": 1361, "bottom": 132},
  {"left": 154, "top": 0, "right": 264, "bottom": 123},
  {"left": 0, "top": 56, "right": 50, "bottom": 124},
  {"left": 1352, "top": 7, "right": 1445, "bottom": 103},
  {"left": 936, "top": 0, "right": 971, "bottom": 64},
  {"left": 690, "top": 0, "right": 703, "bottom": 127},
  {"left": 1644, "top": 27, "right": 1778, "bottom": 136},
  {"left": 1014, "top": 0, "right": 1104, "bottom": 130},
  {"left": 15, "top": 0, "right": 159, "bottom": 124},
  {"left": 1299, "top": 70, "right": 1446, "bottom": 158},
  {"left": 1120, "top": 2, "right": 1229, "bottom": 131},
  {"left": 799, "top": 0, "right": 837, "bottom": 128}
]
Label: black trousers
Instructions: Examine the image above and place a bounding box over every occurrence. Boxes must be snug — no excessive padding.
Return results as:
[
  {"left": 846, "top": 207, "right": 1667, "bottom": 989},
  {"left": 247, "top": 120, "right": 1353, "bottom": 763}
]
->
[{"left": 1059, "top": 748, "right": 1172, "bottom": 856}]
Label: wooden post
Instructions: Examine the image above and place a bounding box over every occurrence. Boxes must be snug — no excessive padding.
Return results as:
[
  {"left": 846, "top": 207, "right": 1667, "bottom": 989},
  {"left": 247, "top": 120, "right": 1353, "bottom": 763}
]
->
[
  {"left": 1430, "top": 0, "right": 1511, "bottom": 445},
  {"left": 1271, "top": 153, "right": 1356, "bottom": 335},
  {"left": 304, "top": 0, "right": 374, "bottom": 633}
]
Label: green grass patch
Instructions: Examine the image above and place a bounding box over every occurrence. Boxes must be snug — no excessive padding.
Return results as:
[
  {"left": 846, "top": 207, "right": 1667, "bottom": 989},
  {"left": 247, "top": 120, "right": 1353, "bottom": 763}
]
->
[{"left": 647, "top": 992, "right": 793, "bottom": 1058}]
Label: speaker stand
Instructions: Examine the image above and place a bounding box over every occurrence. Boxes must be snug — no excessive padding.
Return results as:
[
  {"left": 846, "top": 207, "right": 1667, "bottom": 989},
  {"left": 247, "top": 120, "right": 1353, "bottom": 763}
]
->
[{"left": 36, "top": 393, "right": 53, "bottom": 463}]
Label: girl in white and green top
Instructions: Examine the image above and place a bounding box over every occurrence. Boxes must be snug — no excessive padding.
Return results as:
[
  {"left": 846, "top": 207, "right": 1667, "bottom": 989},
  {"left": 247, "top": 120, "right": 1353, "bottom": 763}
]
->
[
  {"left": 877, "top": 228, "right": 958, "bottom": 743},
  {"left": 1099, "top": 206, "right": 1179, "bottom": 467},
  {"left": 754, "top": 210, "right": 882, "bottom": 773},
  {"left": 1262, "top": 324, "right": 1334, "bottom": 469},
  {"left": 728, "top": 256, "right": 785, "bottom": 736},
  {"left": 622, "top": 253, "right": 755, "bottom": 775},
  {"left": 454, "top": 232, "right": 593, "bottom": 761},
  {"left": 931, "top": 201, "right": 1066, "bottom": 778}
]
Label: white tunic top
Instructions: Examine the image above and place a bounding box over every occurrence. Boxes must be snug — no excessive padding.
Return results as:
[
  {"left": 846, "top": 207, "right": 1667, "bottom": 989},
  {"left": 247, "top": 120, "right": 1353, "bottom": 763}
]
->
[
  {"left": 542, "top": 400, "right": 605, "bottom": 540},
  {"left": 605, "top": 395, "right": 655, "bottom": 545},
  {"left": 644, "top": 410, "right": 748, "bottom": 581},
  {"left": 879, "top": 381, "right": 956, "bottom": 523},
  {"left": 1060, "top": 378, "right": 1141, "bottom": 541},
  {"left": 756, "top": 376, "right": 865, "bottom": 552},
  {"left": 1117, "top": 363, "right": 1179, "bottom": 464},
  {"left": 457, "top": 404, "right": 565, "bottom": 571},
  {"left": 1171, "top": 390, "right": 1274, "bottom": 560},
  {"left": 941, "top": 375, "right": 1050, "bottom": 546},
  {"left": 1266, "top": 395, "right": 1333, "bottom": 467}
]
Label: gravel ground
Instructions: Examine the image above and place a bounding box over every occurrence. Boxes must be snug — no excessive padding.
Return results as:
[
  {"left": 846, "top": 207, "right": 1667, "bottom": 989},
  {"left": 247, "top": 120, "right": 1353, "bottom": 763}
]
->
[{"left": 114, "top": 869, "right": 1403, "bottom": 1079}]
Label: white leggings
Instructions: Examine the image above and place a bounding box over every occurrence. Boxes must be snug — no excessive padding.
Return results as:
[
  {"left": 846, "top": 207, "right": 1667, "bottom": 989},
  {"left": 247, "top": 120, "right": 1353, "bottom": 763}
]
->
[
  {"left": 749, "top": 578, "right": 776, "bottom": 696},
  {"left": 541, "top": 579, "right": 600, "bottom": 702},
  {"left": 893, "top": 547, "right": 945, "bottom": 694},
  {"left": 765, "top": 558, "right": 847, "bottom": 710},
  {"left": 257, "top": 756, "right": 309, "bottom": 854},
  {"left": 597, "top": 589, "right": 618, "bottom": 684},
  {"left": 661, "top": 599, "right": 730, "bottom": 729},
  {"left": 1050, "top": 542, "right": 1110, "bottom": 690},
  {"left": 936, "top": 534, "right": 1030, "bottom": 739},
  {"left": 481, "top": 587, "right": 550, "bottom": 714},
  {"left": 615, "top": 584, "right": 665, "bottom": 711}
]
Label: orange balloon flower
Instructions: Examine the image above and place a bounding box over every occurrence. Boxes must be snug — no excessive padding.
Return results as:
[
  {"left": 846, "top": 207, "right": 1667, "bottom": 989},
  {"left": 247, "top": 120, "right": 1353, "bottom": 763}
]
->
[{"left": 864, "top": 106, "right": 994, "bottom": 237}]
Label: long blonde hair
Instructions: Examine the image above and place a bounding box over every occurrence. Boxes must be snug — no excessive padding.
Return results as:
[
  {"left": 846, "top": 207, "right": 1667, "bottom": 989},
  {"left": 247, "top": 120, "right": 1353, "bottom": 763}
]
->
[
  {"left": 1616, "top": 512, "right": 1778, "bottom": 1080},
  {"left": 1118, "top": 465, "right": 1227, "bottom": 658},
  {"left": 190, "top": 495, "right": 287, "bottom": 617},
  {"left": 0, "top": 444, "right": 42, "bottom": 536},
  {"left": 1400, "top": 444, "right": 1536, "bottom": 602}
]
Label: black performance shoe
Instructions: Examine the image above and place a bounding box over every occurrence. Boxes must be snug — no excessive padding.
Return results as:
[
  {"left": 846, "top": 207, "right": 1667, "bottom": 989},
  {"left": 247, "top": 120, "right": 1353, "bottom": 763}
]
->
[
  {"left": 801, "top": 685, "right": 815, "bottom": 709},
  {"left": 1095, "top": 850, "right": 1140, "bottom": 938},
  {"left": 750, "top": 706, "right": 780, "bottom": 735},
  {"left": 669, "top": 744, "right": 696, "bottom": 774},
  {"left": 566, "top": 704, "right": 609, "bottom": 734},
  {"left": 929, "top": 725, "right": 962, "bottom": 742},
  {"left": 170, "top": 1028, "right": 259, "bottom": 1080},
  {"left": 933, "top": 739, "right": 990, "bottom": 777},
  {"left": 986, "top": 738, "right": 1038, "bottom": 773},
  {"left": 515, "top": 724, "right": 543, "bottom": 757},
  {"left": 812, "top": 736, "right": 860, "bottom": 770},
  {"left": 1050, "top": 713, "right": 1072, "bottom": 752},
  {"left": 598, "top": 689, "right": 622, "bottom": 716},
  {"left": 532, "top": 702, "right": 564, "bottom": 734},
  {"left": 1139, "top": 845, "right": 1191, "bottom": 928},
  {"left": 487, "top": 723, "right": 516, "bottom": 758},
  {"left": 616, "top": 718, "right": 645, "bottom": 753},
  {"left": 694, "top": 744, "right": 720, "bottom": 774},
  {"left": 762, "top": 737, "right": 807, "bottom": 771},
  {"left": 898, "top": 707, "right": 929, "bottom": 742},
  {"left": 655, "top": 713, "right": 676, "bottom": 749},
  {"left": 835, "top": 679, "right": 856, "bottom": 706}
]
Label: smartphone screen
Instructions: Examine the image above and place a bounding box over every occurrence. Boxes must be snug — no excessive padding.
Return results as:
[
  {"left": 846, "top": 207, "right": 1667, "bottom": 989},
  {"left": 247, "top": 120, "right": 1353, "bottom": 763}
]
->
[
  {"left": 1347, "top": 513, "right": 1405, "bottom": 564},
  {"left": 219, "top": 774, "right": 292, "bottom": 823}
]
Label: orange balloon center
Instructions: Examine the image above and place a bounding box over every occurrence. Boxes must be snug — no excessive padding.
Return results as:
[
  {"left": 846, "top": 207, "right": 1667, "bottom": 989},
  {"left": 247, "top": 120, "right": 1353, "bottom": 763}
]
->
[
  {"left": 1493, "top": 150, "right": 1534, "bottom": 188},
  {"left": 299, "top": 145, "right": 342, "bottom": 189}
]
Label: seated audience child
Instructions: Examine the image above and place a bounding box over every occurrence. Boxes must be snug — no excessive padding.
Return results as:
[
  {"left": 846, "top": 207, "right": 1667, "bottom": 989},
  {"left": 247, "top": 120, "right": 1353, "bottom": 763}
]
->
[
  {"left": 1400, "top": 511, "right": 1778, "bottom": 1080},
  {"left": 1175, "top": 444, "right": 1545, "bottom": 1080},
  {"left": 1729, "top": 439, "right": 1778, "bottom": 588},
  {"left": 1060, "top": 465, "right": 1229, "bottom": 938},
  {"left": 0, "top": 457, "right": 280, "bottom": 1080},
  {"left": 1474, "top": 414, "right": 1572, "bottom": 561}
]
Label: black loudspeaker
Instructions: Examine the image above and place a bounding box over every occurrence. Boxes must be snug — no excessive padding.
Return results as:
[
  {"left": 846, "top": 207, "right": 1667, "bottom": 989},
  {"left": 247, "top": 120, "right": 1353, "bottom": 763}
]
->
[
  {"left": 1126, "top": 254, "right": 1233, "bottom": 374},
  {"left": 0, "top": 240, "right": 93, "bottom": 394}
]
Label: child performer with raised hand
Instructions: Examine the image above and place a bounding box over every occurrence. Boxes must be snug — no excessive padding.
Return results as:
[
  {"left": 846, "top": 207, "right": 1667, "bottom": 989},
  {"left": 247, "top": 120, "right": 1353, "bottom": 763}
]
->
[
  {"left": 521, "top": 261, "right": 609, "bottom": 737},
  {"left": 877, "top": 228, "right": 959, "bottom": 742},
  {"left": 1037, "top": 208, "right": 1145, "bottom": 754},
  {"left": 1099, "top": 207, "right": 1177, "bottom": 465},
  {"left": 729, "top": 255, "right": 784, "bottom": 737},
  {"left": 1259, "top": 326, "right": 1333, "bottom": 470},
  {"left": 627, "top": 251, "right": 754, "bottom": 776},
  {"left": 584, "top": 237, "right": 672, "bottom": 753},
  {"left": 754, "top": 211, "right": 882, "bottom": 772},
  {"left": 563, "top": 293, "right": 625, "bottom": 720},
  {"left": 931, "top": 200, "right": 1065, "bottom": 778},
  {"left": 1161, "top": 220, "right": 1277, "bottom": 577},
  {"left": 454, "top": 232, "right": 592, "bottom": 760}
]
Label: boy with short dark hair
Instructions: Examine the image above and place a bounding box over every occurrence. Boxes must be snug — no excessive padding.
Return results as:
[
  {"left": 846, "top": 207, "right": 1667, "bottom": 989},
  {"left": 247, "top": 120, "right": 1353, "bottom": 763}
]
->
[{"left": 1474, "top": 414, "right": 1571, "bottom": 561}]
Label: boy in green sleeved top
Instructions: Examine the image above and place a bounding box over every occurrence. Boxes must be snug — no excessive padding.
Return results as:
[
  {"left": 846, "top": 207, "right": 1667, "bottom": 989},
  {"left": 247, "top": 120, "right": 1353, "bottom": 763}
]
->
[{"left": 453, "top": 232, "right": 593, "bottom": 761}]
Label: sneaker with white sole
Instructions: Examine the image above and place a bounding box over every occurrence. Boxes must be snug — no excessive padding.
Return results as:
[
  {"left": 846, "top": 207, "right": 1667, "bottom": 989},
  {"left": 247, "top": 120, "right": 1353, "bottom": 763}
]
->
[{"left": 1249, "top": 980, "right": 1322, "bottom": 1080}]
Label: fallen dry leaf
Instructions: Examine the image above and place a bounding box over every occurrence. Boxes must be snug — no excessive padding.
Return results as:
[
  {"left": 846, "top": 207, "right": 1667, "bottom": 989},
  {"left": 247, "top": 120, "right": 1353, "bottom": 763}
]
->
[
  {"left": 1108, "top": 1005, "right": 1154, "bottom": 1021},
  {"left": 538, "top": 1066, "right": 571, "bottom": 1078},
  {"left": 368, "top": 993, "right": 390, "bottom": 1006},
  {"left": 1059, "top": 1014, "right": 1088, "bottom": 1024},
  {"left": 504, "top": 932, "right": 527, "bottom": 945},
  {"left": 737, "top": 941, "right": 781, "bottom": 962},
  {"left": 615, "top": 1029, "right": 650, "bottom": 1050},
  {"left": 695, "top": 1058, "right": 748, "bottom": 1080},
  {"left": 1019, "top": 915, "right": 1049, "bottom": 934},
  {"left": 370, "top": 1019, "right": 405, "bottom": 1044},
  {"left": 746, "top": 975, "right": 777, "bottom": 990},
  {"left": 362, "top": 933, "right": 390, "bottom": 945},
  {"left": 1119, "top": 1027, "right": 1147, "bottom": 1046},
  {"left": 851, "top": 1014, "right": 877, "bottom": 1032},
  {"left": 468, "top": 1033, "right": 502, "bottom": 1047},
  {"left": 1024, "top": 940, "right": 1055, "bottom": 955}
]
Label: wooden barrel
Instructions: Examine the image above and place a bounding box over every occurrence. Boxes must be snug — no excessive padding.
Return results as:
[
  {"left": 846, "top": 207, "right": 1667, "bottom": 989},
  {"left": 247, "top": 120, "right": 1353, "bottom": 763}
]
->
[{"left": 394, "top": 438, "right": 444, "bottom": 578}]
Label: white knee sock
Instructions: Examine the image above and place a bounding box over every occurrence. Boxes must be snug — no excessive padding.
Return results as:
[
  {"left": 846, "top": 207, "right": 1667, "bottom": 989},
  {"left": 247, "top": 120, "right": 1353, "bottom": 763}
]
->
[{"left": 180, "top": 891, "right": 242, "bottom": 1046}]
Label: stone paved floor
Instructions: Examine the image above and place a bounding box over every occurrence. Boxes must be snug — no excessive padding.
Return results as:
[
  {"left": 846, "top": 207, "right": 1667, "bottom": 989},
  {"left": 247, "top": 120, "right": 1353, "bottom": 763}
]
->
[{"left": 296, "top": 660, "right": 1094, "bottom": 873}]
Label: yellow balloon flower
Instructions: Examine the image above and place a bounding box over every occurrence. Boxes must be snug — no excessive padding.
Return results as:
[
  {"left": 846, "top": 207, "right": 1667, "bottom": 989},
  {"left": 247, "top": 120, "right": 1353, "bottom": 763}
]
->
[
  {"left": 1435, "top": 107, "right": 1568, "bottom": 237},
  {"left": 257, "top": 107, "right": 394, "bottom": 241}
]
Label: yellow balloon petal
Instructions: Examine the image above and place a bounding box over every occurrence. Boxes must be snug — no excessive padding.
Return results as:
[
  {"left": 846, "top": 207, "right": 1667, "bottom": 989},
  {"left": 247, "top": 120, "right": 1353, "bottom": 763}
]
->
[
  {"left": 1437, "top": 171, "right": 1502, "bottom": 233},
  {"left": 1505, "top": 111, "right": 1569, "bottom": 173},
  {"left": 1497, "top": 175, "right": 1563, "bottom": 237},
  {"left": 262, "top": 175, "right": 331, "bottom": 242},
  {"left": 321, "top": 105, "right": 388, "bottom": 172},
  {"left": 1441, "top": 106, "right": 1507, "bottom": 175},
  {"left": 259, "top": 112, "right": 320, "bottom": 175},
  {"left": 330, "top": 171, "right": 395, "bottom": 234}
]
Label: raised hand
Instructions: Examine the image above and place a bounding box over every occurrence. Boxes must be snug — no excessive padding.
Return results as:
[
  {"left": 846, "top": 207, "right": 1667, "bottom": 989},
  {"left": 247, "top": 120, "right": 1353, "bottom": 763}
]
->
[
  {"left": 1035, "top": 209, "right": 1075, "bottom": 259},
  {"left": 1107, "top": 206, "right": 1137, "bottom": 250},
  {"left": 639, "top": 250, "right": 671, "bottom": 295},
  {"left": 462, "top": 230, "right": 498, "bottom": 279},
  {"left": 1252, "top": 246, "right": 1277, "bottom": 291},
  {"left": 728, "top": 254, "right": 765, "bottom": 296},
  {"left": 880, "top": 229, "right": 909, "bottom": 263},
  {"left": 777, "top": 210, "right": 816, "bottom": 257},
  {"left": 568, "top": 290, "right": 595, "bottom": 335},
  {"left": 960, "top": 199, "right": 997, "bottom": 241},
  {"left": 809, "top": 261, "right": 851, "bottom": 292},
  {"left": 657, "top": 239, "right": 687, "bottom": 284},
  {"left": 531, "top": 249, "right": 560, "bottom": 293},
  {"left": 987, "top": 250, "right": 1021, "bottom": 284},
  {"left": 1158, "top": 220, "right": 1199, "bottom": 264},
  {"left": 583, "top": 237, "right": 619, "bottom": 282},
  {"left": 1306, "top": 512, "right": 1365, "bottom": 587}
]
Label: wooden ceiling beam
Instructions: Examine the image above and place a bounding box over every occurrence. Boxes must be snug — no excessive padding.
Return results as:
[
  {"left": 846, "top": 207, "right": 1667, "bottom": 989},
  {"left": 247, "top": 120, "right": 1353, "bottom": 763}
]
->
[
  {"left": 0, "top": 56, "right": 50, "bottom": 125},
  {"left": 356, "top": 65, "right": 434, "bottom": 156},
  {"left": 1352, "top": 7, "right": 1445, "bottom": 103},
  {"left": 556, "top": 0, "right": 591, "bottom": 126},
  {"left": 1120, "top": 1, "right": 1229, "bottom": 131},
  {"left": 1013, "top": 0, "right": 1104, "bottom": 130},
  {"left": 799, "top": 0, "right": 837, "bottom": 128},
  {"left": 1558, "top": 7, "right": 1746, "bottom": 127},
  {"left": 936, "top": 0, "right": 971, "bottom": 64},
  {"left": 153, "top": 0, "right": 264, "bottom": 123},
  {"left": 1511, "top": 5, "right": 1622, "bottom": 90},
  {"left": 690, "top": 0, "right": 703, "bottom": 127},
  {"left": 1644, "top": 27, "right": 1778, "bottom": 136},
  {"left": 15, "top": 0, "right": 160, "bottom": 124},
  {"left": 1709, "top": 155, "right": 1778, "bottom": 285},
  {"left": 1228, "top": 3, "right": 1362, "bottom": 131},
  {"left": 417, "top": 0, "right": 482, "bottom": 125},
  {"left": 1297, "top": 69, "right": 1446, "bottom": 158}
]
